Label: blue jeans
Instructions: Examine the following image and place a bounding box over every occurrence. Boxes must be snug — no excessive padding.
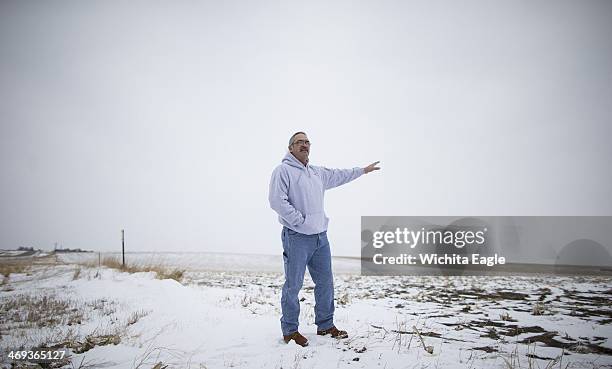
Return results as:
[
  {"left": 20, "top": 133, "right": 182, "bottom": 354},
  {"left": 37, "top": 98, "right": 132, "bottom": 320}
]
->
[{"left": 280, "top": 226, "right": 335, "bottom": 336}]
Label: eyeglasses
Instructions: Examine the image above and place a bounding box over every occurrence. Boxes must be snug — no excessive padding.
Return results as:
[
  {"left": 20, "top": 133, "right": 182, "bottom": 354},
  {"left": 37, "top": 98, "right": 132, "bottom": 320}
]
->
[{"left": 292, "top": 140, "right": 311, "bottom": 146}]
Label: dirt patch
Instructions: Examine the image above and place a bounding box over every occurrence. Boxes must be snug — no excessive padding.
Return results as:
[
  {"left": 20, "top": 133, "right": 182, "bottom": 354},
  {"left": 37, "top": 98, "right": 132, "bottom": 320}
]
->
[{"left": 473, "top": 346, "right": 498, "bottom": 353}]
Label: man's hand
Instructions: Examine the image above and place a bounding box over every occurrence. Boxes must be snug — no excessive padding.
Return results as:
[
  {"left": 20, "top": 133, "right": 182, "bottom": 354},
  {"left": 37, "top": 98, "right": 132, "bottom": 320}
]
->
[{"left": 364, "top": 161, "right": 381, "bottom": 174}]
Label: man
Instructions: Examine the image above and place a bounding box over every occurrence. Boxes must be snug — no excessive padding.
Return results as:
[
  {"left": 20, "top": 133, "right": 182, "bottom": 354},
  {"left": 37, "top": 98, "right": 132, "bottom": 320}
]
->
[{"left": 268, "top": 131, "right": 380, "bottom": 347}]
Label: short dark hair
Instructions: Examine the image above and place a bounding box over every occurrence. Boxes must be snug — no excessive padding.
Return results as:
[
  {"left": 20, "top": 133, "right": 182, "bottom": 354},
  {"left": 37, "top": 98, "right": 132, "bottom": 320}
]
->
[{"left": 288, "top": 131, "right": 307, "bottom": 147}]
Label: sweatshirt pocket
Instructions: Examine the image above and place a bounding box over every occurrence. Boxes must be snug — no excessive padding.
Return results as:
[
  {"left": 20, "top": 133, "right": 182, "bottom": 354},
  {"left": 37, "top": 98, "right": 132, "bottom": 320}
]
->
[{"left": 298, "top": 212, "right": 324, "bottom": 235}]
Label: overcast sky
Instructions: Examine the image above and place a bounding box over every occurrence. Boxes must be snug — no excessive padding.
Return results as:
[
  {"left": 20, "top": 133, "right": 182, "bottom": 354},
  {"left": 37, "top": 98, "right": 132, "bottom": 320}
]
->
[{"left": 1, "top": 0, "right": 611, "bottom": 257}]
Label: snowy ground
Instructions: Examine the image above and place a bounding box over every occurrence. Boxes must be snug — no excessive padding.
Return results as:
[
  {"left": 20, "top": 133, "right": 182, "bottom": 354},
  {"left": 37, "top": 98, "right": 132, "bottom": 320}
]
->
[{"left": 1, "top": 253, "right": 611, "bottom": 369}]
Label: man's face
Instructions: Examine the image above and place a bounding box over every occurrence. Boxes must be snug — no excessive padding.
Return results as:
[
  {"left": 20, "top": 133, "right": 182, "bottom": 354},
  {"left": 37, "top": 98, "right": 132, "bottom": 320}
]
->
[{"left": 289, "top": 133, "right": 310, "bottom": 164}]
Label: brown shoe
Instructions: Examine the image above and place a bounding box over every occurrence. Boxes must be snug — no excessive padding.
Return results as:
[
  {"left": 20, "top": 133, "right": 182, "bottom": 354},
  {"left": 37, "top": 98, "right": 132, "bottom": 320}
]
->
[
  {"left": 283, "top": 331, "right": 309, "bottom": 347},
  {"left": 317, "top": 326, "right": 348, "bottom": 339}
]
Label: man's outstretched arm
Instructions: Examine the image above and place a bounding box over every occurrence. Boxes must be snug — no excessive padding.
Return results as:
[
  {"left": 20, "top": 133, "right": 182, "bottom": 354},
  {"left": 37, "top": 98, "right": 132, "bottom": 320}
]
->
[
  {"left": 269, "top": 167, "right": 305, "bottom": 226},
  {"left": 319, "top": 161, "right": 381, "bottom": 190}
]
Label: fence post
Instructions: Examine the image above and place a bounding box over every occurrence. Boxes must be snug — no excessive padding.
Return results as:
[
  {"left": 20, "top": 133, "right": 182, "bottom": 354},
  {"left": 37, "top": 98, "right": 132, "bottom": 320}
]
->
[{"left": 121, "top": 229, "right": 125, "bottom": 267}]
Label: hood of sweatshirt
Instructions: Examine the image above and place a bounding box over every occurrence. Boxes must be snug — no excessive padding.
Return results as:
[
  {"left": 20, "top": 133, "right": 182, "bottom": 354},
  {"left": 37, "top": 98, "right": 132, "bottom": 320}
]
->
[{"left": 282, "top": 152, "right": 311, "bottom": 175}]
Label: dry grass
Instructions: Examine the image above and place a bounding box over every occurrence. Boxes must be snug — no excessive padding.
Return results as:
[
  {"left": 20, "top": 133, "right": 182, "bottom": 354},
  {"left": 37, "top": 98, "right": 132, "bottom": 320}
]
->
[
  {"left": 0, "top": 294, "right": 83, "bottom": 329},
  {"left": 0, "top": 261, "right": 31, "bottom": 277},
  {"left": 500, "top": 311, "right": 515, "bottom": 321},
  {"left": 1, "top": 294, "right": 130, "bottom": 363},
  {"left": 499, "top": 343, "right": 570, "bottom": 369},
  {"left": 86, "top": 298, "right": 117, "bottom": 317},
  {"left": 127, "top": 309, "right": 150, "bottom": 326},
  {"left": 73, "top": 267, "right": 82, "bottom": 280},
  {"left": 40, "top": 324, "right": 124, "bottom": 355},
  {"left": 532, "top": 302, "right": 546, "bottom": 316},
  {"left": 86, "top": 257, "right": 185, "bottom": 283}
]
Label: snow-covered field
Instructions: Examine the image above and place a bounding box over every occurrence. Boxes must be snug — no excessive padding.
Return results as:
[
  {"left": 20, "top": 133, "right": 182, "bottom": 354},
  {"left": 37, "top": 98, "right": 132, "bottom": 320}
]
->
[
  {"left": 1, "top": 252, "right": 611, "bottom": 368},
  {"left": 55, "top": 252, "right": 361, "bottom": 274}
]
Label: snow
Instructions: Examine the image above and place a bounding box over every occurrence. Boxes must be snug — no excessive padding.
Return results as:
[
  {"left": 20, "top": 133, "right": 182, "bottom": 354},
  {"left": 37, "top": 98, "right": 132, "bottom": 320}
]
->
[
  {"left": 1, "top": 254, "right": 611, "bottom": 368},
  {"left": 55, "top": 252, "right": 361, "bottom": 274}
]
